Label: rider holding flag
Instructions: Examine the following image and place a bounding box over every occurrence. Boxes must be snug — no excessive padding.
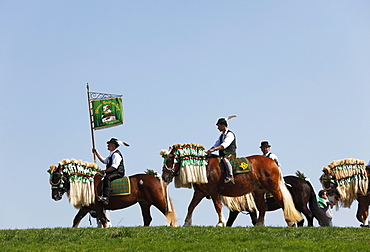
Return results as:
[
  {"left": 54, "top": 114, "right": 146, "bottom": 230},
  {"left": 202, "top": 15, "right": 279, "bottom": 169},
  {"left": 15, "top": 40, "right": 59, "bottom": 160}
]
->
[{"left": 93, "top": 138, "right": 129, "bottom": 205}]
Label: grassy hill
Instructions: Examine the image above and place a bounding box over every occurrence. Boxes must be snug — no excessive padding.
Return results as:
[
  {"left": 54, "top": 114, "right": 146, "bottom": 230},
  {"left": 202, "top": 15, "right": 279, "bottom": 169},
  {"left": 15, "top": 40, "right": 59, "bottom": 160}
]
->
[{"left": 0, "top": 226, "right": 368, "bottom": 251}]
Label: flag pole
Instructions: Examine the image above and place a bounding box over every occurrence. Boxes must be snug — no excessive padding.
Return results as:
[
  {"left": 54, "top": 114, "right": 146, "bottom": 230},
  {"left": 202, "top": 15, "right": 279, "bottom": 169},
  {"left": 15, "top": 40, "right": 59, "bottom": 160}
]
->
[{"left": 86, "top": 83, "right": 97, "bottom": 163}]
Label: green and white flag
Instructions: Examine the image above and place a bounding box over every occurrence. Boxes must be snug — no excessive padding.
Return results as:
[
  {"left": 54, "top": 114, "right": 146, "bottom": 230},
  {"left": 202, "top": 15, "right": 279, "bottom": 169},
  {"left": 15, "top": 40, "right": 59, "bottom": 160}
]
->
[{"left": 89, "top": 92, "right": 124, "bottom": 130}]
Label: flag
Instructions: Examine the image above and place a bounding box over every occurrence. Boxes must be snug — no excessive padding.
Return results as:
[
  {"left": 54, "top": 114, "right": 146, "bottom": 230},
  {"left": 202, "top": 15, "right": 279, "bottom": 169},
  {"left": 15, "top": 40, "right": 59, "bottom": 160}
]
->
[{"left": 89, "top": 92, "right": 124, "bottom": 130}]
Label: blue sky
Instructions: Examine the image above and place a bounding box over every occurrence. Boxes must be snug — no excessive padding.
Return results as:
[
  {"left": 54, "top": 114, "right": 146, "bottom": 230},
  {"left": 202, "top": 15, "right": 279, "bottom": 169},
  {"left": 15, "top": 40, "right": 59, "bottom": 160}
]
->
[{"left": 1, "top": 1, "right": 370, "bottom": 229}]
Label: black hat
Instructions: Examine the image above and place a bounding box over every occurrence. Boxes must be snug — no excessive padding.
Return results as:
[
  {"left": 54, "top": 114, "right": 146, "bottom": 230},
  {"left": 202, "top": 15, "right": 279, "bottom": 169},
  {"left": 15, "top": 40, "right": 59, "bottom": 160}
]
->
[
  {"left": 216, "top": 118, "right": 228, "bottom": 126},
  {"left": 260, "top": 141, "right": 271, "bottom": 148},
  {"left": 107, "top": 138, "right": 119, "bottom": 146}
]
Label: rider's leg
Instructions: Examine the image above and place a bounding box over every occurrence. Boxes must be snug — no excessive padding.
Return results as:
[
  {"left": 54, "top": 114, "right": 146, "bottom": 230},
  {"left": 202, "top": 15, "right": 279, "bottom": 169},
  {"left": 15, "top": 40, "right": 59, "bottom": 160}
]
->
[{"left": 222, "top": 158, "right": 234, "bottom": 184}]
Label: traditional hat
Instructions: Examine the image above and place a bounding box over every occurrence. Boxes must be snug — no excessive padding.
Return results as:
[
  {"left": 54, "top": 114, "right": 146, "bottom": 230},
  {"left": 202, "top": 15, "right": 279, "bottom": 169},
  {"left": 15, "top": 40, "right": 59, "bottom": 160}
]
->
[
  {"left": 107, "top": 138, "right": 119, "bottom": 146},
  {"left": 260, "top": 141, "right": 271, "bottom": 148},
  {"left": 106, "top": 138, "right": 130, "bottom": 147},
  {"left": 216, "top": 115, "right": 237, "bottom": 126}
]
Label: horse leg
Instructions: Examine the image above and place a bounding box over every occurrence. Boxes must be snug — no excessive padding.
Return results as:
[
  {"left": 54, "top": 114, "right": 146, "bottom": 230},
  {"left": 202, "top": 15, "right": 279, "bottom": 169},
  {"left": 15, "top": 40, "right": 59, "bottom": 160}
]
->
[
  {"left": 254, "top": 191, "right": 267, "bottom": 226},
  {"left": 298, "top": 206, "right": 312, "bottom": 227},
  {"left": 226, "top": 210, "right": 239, "bottom": 227},
  {"left": 356, "top": 198, "right": 370, "bottom": 227},
  {"left": 72, "top": 208, "right": 90, "bottom": 227},
  {"left": 92, "top": 206, "right": 111, "bottom": 228},
  {"left": 139, "top": 201, "right": 153, "bottom": 226},
  {"left": 184, "top": 190, "right": 206, "bottom": 226},
  {"left": 249, "top": 210, "right": 258, "bottom": 226},
  {"left": 210, "top": 194, "right": 226, "bottom": 227}
]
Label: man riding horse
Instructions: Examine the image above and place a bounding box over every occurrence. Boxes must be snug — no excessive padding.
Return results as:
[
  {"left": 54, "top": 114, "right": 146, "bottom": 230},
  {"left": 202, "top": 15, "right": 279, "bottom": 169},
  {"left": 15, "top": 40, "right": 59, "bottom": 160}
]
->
[
  {"left": 93, "top": 137, "right": 129, "bottom": 205},
  {"left": 207, "top": 116, "right": 237, "bottom": 184}
]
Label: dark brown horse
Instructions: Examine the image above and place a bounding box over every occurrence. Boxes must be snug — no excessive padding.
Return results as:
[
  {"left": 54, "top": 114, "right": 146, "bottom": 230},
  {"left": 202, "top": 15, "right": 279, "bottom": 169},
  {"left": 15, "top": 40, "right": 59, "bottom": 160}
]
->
[
  {"left": 49, "top": 165, "right": 178, "bottom": 228},
  {"left": 226, "top": 176, "right": 331, "bottom": 227},
  {"left": 320, "top": 159, "right": 370, "bottom": 227},
  {"left": 162, "top": 145, "right": 303, "bottom": 226}
]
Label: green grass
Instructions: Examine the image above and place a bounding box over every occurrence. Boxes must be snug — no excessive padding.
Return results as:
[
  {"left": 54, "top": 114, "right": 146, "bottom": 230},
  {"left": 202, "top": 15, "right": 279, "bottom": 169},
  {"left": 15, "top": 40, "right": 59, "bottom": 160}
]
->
[{"left": 0, "top": 226, "right": 369, "bottom": 251}]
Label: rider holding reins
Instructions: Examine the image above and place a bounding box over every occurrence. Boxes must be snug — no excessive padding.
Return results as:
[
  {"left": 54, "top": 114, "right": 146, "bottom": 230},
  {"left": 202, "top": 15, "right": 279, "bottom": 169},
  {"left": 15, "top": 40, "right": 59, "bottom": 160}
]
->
[{"left": 207, "top": 116, "right": 237, "bottom": 184}]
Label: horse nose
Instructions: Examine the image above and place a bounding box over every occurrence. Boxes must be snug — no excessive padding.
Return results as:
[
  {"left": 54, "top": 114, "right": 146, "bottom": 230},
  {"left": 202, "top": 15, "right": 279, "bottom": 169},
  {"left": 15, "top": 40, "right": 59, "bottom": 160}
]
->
[
  {"left": 162, "top": 175, "right": 173, "bottom": 184},
  {"left": 52, "top": 192, "right": 61, "bottom": 201}
]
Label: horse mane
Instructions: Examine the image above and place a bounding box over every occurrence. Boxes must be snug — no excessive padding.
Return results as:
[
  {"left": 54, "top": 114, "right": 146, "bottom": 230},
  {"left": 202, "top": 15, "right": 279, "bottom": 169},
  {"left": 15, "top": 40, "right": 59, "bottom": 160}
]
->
[
  {"left": 172, "top": 143, "right": 208, "bottom": 188},
  {"left": 221, "top": 193, "right": 257, "bottom": 212},
  {"left": 323, "top": 158, "right": 368, "bottom": 208}
]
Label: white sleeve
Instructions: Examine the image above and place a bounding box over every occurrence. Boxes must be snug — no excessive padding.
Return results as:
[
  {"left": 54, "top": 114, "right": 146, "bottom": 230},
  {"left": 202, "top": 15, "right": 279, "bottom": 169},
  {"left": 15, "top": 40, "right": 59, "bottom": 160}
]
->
[{"left": 211, "top": 137, "right": 221, "bottom": 149}]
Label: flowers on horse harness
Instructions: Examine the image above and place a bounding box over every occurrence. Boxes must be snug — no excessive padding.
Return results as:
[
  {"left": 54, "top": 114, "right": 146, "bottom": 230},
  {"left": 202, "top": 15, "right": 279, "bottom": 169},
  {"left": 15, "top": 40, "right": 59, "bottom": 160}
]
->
[
  {"left": 145, "top": 169, "right": 161, "bottom": 179},
  {"left": 49, "top": 158, "right": 101, "bottom": 183}
]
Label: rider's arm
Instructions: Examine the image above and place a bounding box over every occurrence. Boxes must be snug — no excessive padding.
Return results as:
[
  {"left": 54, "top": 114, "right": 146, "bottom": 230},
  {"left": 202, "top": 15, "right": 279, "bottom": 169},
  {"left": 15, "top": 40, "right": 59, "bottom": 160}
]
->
[{"left": 92, "top": 149, "right": 106, "bottom": 163}]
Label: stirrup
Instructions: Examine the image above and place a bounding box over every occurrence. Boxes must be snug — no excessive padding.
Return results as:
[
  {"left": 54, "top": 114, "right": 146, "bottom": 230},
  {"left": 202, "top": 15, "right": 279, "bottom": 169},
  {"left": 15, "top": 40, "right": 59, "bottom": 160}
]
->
[
  {"left": 224, "top": 177, "right": 235, "bottom": 184},
  {"left": 98, "top": 196, "right": 109, "bottom": 205}
]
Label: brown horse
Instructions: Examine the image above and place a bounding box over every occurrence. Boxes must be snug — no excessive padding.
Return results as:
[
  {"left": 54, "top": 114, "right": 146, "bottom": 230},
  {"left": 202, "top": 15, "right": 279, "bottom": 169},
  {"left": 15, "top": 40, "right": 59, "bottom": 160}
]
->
[
  {"left": 161, "top": 144, "right": 303, "bottom": 227},
  {"left": 320, "top": 159, "right": 370, "bottom": 227},
  {"left": 49, "top": 165, "right": 178, "bottom": 228},
  {"left": 225, "top": 176, "right": 331, "bottom": 227}
]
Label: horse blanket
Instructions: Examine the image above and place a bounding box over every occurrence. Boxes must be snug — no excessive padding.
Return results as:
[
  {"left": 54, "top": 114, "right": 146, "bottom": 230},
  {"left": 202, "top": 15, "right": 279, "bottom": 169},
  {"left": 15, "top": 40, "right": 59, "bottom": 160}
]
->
[
  {"left": 110, "top": 176, "right": 131, "bottom": 196},
  {"left": 230, "top": 157, "right": 251, "bottom": 174}
]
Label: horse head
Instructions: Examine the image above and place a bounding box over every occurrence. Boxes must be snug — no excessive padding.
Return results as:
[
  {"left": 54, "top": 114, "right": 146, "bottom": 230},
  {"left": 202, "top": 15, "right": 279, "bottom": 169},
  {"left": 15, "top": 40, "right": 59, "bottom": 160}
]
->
[
  {"left": 48, "top": 165, "right": 70, "bottom": 201},
  {"left": 319, "top": 171, "right": 339, "bottom": 205},
  {"left": 160, "top": 146, "right": 180, "bottom": 184}
]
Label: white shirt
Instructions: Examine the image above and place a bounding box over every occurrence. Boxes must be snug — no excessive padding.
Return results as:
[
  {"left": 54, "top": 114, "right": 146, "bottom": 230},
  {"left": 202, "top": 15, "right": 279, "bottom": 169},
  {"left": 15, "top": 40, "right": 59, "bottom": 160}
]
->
[
  {"left": 103, "top": 148, "right": 123, "bottom": 168},
  {"left": 212, "top": 129, "right": 235, "bottom": 149},
  {"left": 264, "top": 152, "right": 280, "bottom": 167}
]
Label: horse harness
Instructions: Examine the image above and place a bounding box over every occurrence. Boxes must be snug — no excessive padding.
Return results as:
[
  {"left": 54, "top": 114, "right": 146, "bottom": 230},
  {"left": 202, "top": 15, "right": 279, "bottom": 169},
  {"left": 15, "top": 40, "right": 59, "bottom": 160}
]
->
[
  {"left": 49, "top": 168, "right": 69, "bottom": 193},
  {"left": 162, "top": 153, "right": 180, "bottom": 177}
]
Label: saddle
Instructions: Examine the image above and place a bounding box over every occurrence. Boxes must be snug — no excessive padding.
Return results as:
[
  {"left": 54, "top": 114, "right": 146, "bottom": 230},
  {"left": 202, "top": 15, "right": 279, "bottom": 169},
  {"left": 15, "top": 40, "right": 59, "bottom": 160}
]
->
[
  {"left": 208, "top": 155, "right": 251, "bottom": 175},
  {"left": 94, "top": 175, "right": 131, "bottom": 197}
]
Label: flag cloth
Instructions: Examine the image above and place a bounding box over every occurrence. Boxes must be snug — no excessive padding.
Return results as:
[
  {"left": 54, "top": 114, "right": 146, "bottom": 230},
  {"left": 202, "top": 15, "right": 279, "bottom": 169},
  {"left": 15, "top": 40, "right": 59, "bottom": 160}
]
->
[{"left": 91, "top": 97, "right": 124, "bottom": 130}]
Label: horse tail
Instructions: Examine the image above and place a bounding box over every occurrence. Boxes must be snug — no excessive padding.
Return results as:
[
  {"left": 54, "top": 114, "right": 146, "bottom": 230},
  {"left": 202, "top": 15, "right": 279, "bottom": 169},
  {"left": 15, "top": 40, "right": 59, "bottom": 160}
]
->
[
  {"left": 161, "top": 179, "right": 178, "bottom": 227},
  {"left": 305, "top": 179, "right": 330, "bottom": 226},
  {"left": 279, "top": 171, "right": 303, "bottom": 225}
]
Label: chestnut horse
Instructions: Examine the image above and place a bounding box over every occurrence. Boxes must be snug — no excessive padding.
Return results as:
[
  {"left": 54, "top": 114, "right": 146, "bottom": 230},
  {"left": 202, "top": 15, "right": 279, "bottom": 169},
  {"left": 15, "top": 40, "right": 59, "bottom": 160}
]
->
[
  {"left": 49, "top": 165, "right": 178, "bottom": 228},
  {"left": 320, "top": 159, "right": 370, "bottom": 227},
  {"left": 162, "top": 145, "right": 303, "bottom": 227},
  {"left": 226, "top": 176, "right": 331, "bottom": 227}
]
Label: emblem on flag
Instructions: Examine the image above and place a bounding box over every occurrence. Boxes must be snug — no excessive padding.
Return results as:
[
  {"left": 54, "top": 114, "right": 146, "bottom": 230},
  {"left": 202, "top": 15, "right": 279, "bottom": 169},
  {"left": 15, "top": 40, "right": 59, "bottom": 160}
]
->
[{"left": 88, "top": 89, "right": 124, "bottom": 130}]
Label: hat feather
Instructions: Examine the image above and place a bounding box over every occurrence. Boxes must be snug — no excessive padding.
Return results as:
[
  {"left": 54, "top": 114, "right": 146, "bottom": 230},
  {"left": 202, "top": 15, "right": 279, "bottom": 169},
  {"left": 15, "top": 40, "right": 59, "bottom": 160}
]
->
[{"left": 225, "top": 115, "right": 237, "bottom": 120}]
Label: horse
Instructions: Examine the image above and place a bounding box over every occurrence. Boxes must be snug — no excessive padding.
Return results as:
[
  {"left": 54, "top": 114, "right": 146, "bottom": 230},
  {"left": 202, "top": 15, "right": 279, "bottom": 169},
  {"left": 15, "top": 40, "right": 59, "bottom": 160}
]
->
[
  {"left": 49, "top": 165, "right": 178, "bottom": 228},
  {"left": 225, "top": 176, "right": 331, "bottom": 227},
  {"left": 320, "top": 158, "right": 369, "bottom": 227},
  {"left": 161, "top": 143, "right": 303, "bottom": 227}
]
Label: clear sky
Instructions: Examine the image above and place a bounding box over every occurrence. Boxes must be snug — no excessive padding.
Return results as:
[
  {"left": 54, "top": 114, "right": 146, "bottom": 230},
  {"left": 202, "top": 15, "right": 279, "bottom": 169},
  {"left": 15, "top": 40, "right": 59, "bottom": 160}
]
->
[{"left": 1, "top": 1, "right": 370, "bottom": 229}]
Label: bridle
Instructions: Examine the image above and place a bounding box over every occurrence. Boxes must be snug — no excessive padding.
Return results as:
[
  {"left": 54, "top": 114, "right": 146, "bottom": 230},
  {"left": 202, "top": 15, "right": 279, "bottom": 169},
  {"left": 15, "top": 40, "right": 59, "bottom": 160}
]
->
[
  {"left": 162, "top": 153, "right": 180, "bottom": 176},
  {"left": 49, "top": 168, "right": 70, "bottom": 199},
  {"left": 320, "top": 174, "right": 339, "bottom": 197}
]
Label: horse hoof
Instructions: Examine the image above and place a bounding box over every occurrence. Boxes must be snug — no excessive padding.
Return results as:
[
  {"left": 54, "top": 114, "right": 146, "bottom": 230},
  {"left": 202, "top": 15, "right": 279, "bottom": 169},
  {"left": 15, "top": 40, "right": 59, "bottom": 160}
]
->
[
  {"left": 216, "top": 222, "right": 225, "bottom": 227},
  {"left": 360, "top": 224, "right": 369, "bottom": 228},
  {"left": 183, "top": 222, "right": 192, "bottom": 227}
]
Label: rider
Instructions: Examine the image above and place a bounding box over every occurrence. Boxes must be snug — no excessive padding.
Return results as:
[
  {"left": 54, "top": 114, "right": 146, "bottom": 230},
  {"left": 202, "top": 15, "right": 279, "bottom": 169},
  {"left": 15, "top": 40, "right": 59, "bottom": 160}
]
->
[
  {"left": 93, "top": 138, "right": 127, "bottom": 205},
  {"left": 207, "top": 117, "right": 237, "bottom": 184},
  {"left": 260, "top": 141, "right": 280, "bottom": 166}
]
